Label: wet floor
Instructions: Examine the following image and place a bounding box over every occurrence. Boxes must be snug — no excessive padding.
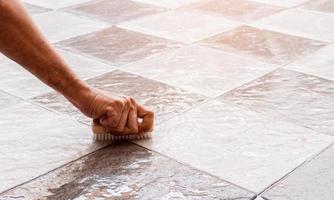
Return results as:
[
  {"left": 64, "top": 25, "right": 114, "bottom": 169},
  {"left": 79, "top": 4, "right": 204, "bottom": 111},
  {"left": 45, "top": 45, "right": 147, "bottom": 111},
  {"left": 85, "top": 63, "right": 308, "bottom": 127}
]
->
[{"left": 1, "top": 0, "right": 334, "bottom": 199}]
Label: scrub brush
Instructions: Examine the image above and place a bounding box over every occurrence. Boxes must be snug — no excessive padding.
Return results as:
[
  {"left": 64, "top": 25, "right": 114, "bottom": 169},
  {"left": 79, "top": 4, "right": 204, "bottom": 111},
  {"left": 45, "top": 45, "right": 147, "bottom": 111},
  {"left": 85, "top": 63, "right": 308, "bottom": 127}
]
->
[{"left": 92, "top": 119, "right": 153, "bottom": 142}]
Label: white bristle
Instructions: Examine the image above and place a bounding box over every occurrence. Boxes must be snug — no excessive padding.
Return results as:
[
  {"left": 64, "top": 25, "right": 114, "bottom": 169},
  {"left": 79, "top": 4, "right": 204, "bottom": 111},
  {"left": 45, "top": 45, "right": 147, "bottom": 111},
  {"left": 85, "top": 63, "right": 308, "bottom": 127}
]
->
[{"left": 93, "top": 131, "right": 153, "bottom": 142}]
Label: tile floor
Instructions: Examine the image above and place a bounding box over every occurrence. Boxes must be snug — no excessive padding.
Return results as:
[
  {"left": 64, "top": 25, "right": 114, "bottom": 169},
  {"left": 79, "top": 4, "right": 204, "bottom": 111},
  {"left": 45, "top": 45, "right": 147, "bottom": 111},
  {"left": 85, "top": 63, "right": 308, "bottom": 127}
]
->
[{"left": 1, "top": 0, "right": 334, "bottom": 199}]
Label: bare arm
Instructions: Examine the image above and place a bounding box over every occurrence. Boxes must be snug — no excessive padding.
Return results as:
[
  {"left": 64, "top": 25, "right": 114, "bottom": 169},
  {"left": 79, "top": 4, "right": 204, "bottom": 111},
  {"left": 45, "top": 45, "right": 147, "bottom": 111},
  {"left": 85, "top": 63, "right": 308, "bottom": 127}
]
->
[{"left": 0, "top": 0, "right": 153, "bottom": 134}]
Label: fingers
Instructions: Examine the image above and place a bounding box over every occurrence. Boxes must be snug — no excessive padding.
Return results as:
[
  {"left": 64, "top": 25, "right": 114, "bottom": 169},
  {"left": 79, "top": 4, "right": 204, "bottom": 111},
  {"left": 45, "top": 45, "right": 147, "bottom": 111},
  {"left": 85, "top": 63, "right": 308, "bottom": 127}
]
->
[
  {"left": 137, "top": 103, "right": 154, "bottom": 133},
  {"left": 123, "top": 104, "right": 139, "bottom": 135}
]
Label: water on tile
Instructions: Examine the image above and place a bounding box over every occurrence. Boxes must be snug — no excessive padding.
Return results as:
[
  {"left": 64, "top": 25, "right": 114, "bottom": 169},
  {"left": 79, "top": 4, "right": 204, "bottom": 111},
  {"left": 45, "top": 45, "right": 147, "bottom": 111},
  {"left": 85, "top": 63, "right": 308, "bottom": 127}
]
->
[
  {"left": 57, "top": 26, "right": 182, "bottom": 66},
  {"left": 1, "top": 143, "right": 255, "bottom": 200},
  {"left": 22, "top": 0, "right": 94, "bottom": 9},
  {"left": 198, "top": 25, "right": 326, "bottom": 65},
  {"left": 132, "top": 0, "right": 204, "bottom": 8},
  {"left": 301, "top": 0, "right": 334, "bottom": 14}
]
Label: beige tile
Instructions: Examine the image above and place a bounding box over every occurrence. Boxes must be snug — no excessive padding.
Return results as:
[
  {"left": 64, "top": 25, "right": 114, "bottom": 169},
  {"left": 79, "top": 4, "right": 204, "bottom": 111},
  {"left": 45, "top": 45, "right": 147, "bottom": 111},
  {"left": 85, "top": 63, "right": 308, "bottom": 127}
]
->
[
  {"left": 221, "top": 69, "right": 334, "bottom": 135},
  {"left": 31, "top": 70, "right": 206, "bottom": 124},
  {"left": 124, "top": 45, "right": 277, "bottom": 97},
  {"left": 32, "top": 11, "right": 109, "bottom": 43},
  {"left": 1, "top": 143, "right": 255, "bottom": 200},
  {"left": 57, "top": 26, "right": 182, "bottom": 66},
  {"left": 252, "top": 8, "right": 334, "bottom": 42},
  {"left": 119, "top": 10, "right": 238, "bottom": 43},
  {"left": 22, "top": 0, "right": 93, "bottom": 9},
  {"left": 24, "top": 3, "right": 51, "bottom": 15},
  {"left": 65, "top": 0, "right": 165, "bottom": 24},
  {"left": 199, "top": 25, "right": 326, "bottom": 65},
  {"left": 0, "top": 102, "right": 106, "bottom": 193},
  {"left": 286, "top": 44, "right": 334, "bottom": 81},
  {"left": 301, "top": 0, "right": 334, "bottom": 13},
  {"left": 184, "top": 0, "right": 283, "bottom": 23},
  {"left": 251, "top": 0, "right": 308, "bottom": 7},
  {"left": 135, "top": 100, "right": 333, "bottom": 192},
  {"left": 132, "top": 0, "right": 203, "bottom": 8},
  {"left": 0, "top": 90, "right": 23, "bottom": 110}
]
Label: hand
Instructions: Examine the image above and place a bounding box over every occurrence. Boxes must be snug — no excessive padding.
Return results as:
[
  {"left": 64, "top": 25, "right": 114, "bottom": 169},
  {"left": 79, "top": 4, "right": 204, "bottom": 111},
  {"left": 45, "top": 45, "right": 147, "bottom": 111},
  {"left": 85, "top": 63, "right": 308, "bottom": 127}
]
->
[{"left": 81, "top": 88, "right": 154, "bottom": 135}]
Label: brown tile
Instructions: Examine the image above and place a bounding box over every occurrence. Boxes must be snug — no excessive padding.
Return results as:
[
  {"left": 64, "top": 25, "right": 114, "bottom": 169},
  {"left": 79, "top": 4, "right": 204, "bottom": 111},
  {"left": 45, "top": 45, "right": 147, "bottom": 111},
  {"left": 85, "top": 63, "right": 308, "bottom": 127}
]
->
[
  {"left": 31, "top": 70, "right": 206, "bottom": 124},
  {"left": 221, "top": 68, "right": 334, "bottom": 135},
  {"left": 56, "top": 26, "right": 182, "bottom": 66},
  {"left": 1, "top": 143, "right": 255, "bottom": 200},
  {"left": 301, "top": 0, "right": 334, "bottom": 13},
  {"left": 199, "top": 25, "right": 326, "bottom": 65},
  {"left": 184, "top": 0, "right": 283, "bottom": 23},
  {"left": 65, "top": 0, "right": 166, "bottom": 24}
]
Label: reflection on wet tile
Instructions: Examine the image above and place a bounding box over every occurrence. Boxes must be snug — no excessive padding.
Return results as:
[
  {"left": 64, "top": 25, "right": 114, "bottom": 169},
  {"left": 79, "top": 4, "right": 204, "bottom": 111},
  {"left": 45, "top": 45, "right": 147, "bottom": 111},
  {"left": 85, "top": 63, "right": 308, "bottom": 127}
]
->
[
  {"left": 286, "top": 44, "right": 334, "bottom": 81},
  {"left": 263, "top": 144, "right": 334, "bottom": 200},
  {"left": 251, "top": 0, "right": 308, "bottom": 7},
  {"left": 22, "top": 0, "right": 93, "bottom": 9},
  {"left": 0, "top": 50, "right": 114, "bottom": 99},
  {"left": 132, "top": 0, "right": 203, "bottom": 8},
  {"left": 124, "top": 45, "right": 277, "bottom": 97},
  {"left": 0, "top": 102, "right": 106, "bottom": 193},
  {"left": 32, "top": 70, "right": 206, "bottom": 124},
  {"left": 24, "top": 3, "right": 51, "bottom": 14},
  {"left": 184, "top": 0, "right": 283, "bottom": 23},
  {"left": 65, "top": 0, "right": 165, "bottom": 24},
  {"left": 32, "top": 11, "right": 109, "bottom": 43},
  {"left": 57, "top": 26, "right": 182, "bottom": 66},
  {"left": 221, "top": 69, "right": 334, "bottom": 135},
  {"left": 0, "top": 90, "right": 23, "bottom": 110},
  {"left": 119, "top": 10, "right": 238, "bottom": 43},
  {"left": 1, "top": 143, "right": 255, "bottom": 200},
  {"left": 199, "top": 26, "right": 326, "bottom": 65},
  {"left": 301, "top": 0, "right": 334, "bottom": 13},
  {"left": 252, "top": 8, "right": 334, "bottom": 42},
  {"left": 135, "top": 100, "right": 333, "bottom": 192}
]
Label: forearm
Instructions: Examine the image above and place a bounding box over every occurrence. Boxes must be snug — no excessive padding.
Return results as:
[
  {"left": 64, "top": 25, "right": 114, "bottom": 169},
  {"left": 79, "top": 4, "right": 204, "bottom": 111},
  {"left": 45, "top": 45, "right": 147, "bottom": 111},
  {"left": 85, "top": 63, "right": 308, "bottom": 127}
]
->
[{"left": 0, "top": 0, "right": 93, "bottom": 111}]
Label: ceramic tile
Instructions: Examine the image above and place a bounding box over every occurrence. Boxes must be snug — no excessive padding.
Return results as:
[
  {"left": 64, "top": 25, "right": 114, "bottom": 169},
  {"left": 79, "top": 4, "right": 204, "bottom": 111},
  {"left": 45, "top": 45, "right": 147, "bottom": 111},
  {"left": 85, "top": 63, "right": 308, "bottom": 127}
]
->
[
  {"left": 132, "top": 0, "right": 203, "bottom": 8},
  {"left": 263, "top": 144, "right": 334, "bottom": 200},
  {"left": 251, "top": 0, "right": 308, "bottom": 7},
  {"left": 0, "top": 102, "right": 106, "bottom": 193},
  {"left": 199, "top": 25, "right": 326, "bottom": 65},
  {"left": 0, "top": 143, "right": 255, "bottom": 200},
  {"left": 22, "top": 0, "right": 93, "bottom": 9},
  {"left": 57, "top": 26, "right": 182, "bottom": 66},
  {"left": 124, "top": 45, "right": 277, "bottom": 97},
  {"left": 32, "top": 11, "right": 109, "bottom": 43},
  {"left": 286, "top": 44, "right": 334, "bottom": 81},
  {"left": 31, "top": 69, "right": 206, "bottom": 124},
  {"left": 119, "top": 10, "right": 238, "bottom": 43},
  {"left": 0, "top": 49, "right": 114, "bottom": 99},
  {"left": 0, "top": 90, "right": 23, "bottom": 110},
  {"left": 221, "top": 68, "right": 334, "bottom": 135},
  {"left": 65, "top": 0, "right": 166, "bottom": 24},
  {"left": 24, "top": 3, "right": 51, "bottom": 14},
  {"left": 184, "top": 0, "right": 283, "bottom": 23},
  {"left": 135, "top": 100, "right": 333, "bottom": 193},
  {"left": 252, "top": 8, "right": 334, "bottom": 42},
  {"left": 303, "top": 0, "right": 334, "bottom": 13}
]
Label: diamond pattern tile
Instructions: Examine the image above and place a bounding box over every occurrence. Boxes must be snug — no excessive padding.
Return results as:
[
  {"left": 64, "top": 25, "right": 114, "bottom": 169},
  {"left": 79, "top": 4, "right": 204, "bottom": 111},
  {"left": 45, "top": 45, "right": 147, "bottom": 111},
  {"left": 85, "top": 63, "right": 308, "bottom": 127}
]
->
[
  {"left": 57, "top": 26, "right": 182, "bottom": 66},
  {"left": 135, "top": 100, "right": 333, "bottom": 192},
  {"left": 301, "top": 0, "right": 334, "bottom": 13},
  {"left": 184, "top": 0, "right": 283, "bottom": 23},
  {"left": 221, "top": 68, "right": 334, "bottom": 135},
  {"left": 198, "top": 25, "right": 326, "bottom": 65},
  {"left": 32, "top": 11, "right": 109, "bottom": 43},
  {"left": 124, "top": 45, "right": 277, "bottom": 97},
  {"left": 263, "top": 144, "right": 334, "bottom": 200},
  {"left": 119, "top": 10, "right": 238, "bottom": 43},
  {"left": 24, "top": 3, "right": 51, "bottom": 14},
  {"left": 0, "top": 90, "right": 23, "bottom": 111},
  {"left": 132, "top": 0, "right": 204, "bottom": 8},
  {"left": 1, "top": 143, "right": 255, "bottom": 200},
  {"left": 31, "top": 69, "right": 206, "bottom": 124},
  {"left": 65, "top": 0, "right": 166, "bottom": 24},
  {"left": 251, "top": 0, "right": 309, "bottom": 7},
  {"left": 252, "top": 8, "right": 334, "bottom": 42},
  {"left": 22, "top": 0, "right": 94, "bottom": 9},
  {"left": 0, "top": 102, "right": 106, "bottom": 193},
  {"left": 286, "top": 44, "right": 334, "bottom": 81}
]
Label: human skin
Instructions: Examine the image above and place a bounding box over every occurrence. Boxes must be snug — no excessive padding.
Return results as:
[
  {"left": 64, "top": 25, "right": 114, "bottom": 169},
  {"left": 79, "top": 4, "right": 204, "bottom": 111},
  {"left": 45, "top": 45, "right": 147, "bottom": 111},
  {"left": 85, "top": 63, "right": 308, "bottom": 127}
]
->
[{"left": 0, "top": 0, "right": 154, "bottom": 135}]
